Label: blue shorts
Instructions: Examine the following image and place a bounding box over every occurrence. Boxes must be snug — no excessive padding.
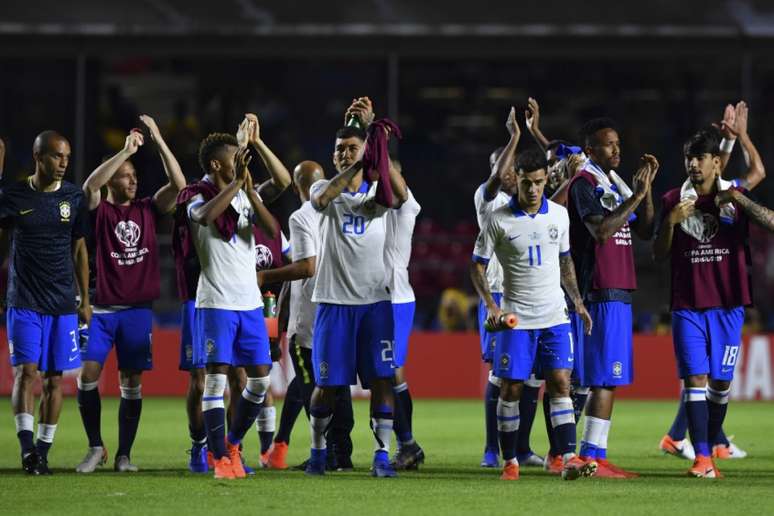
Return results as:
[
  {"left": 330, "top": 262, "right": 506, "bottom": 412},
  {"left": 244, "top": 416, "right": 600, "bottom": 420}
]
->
[
  {"left": 194, "top": 308, "right": 271, "bottom": 367},
  {"left": 478, "top": 293, "right": 503, "bottom": 363},
  {"left": 569, "top": 311, "right": 586, "bottom": 385},
  {"left": 672, "top": 307, "right": 744, "bottom": 381},
  {"left": 494, "top": 323, "right": 574, "bottom": 381},
  {"left": 393, "top": 302, "right": 415, "bottom": 368},
  {"left": 82, "top": 308, "right": 153, "bottom": 370},
  {"left": 312, "top": 301, "right": 394, "bottom": 387},
  {"left": 178, "top": 301, "right": 199, "bottom": 371},
  {"left": 580, "top": 301, "right": 633, "bottom": 387},
  {"left": 7, "top": 308, "right": 80, "bottom": 372}
]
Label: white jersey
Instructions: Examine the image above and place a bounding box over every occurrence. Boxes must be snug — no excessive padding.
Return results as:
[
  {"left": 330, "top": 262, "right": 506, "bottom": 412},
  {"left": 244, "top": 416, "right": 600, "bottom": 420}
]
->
[
  {"left": 473, "top": 197, "right": 570, "bottom": 329},
  {"left": 187, "top": 177, "right": 261, "bottom": 310},
  {"left": 287, "top": 201, "right": 320, "bottom": 349},
  {"left": 311, "top": 179, "right": 391, "bottom": 305},
  {"left": 385, "top": 189, "right": 421, "bottom": 304},
  {"left": 473, "top": 183, "right": 509, "bottom": 293}
]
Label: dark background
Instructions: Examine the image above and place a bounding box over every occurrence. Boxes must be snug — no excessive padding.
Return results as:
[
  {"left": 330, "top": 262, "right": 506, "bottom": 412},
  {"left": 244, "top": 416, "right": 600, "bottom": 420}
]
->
[{"left": 1, "top": 0, "right": 772, "bottom": 329}]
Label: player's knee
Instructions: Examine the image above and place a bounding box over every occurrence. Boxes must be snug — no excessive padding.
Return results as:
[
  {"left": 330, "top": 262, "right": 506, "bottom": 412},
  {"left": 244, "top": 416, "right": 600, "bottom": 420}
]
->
[
  {"left": 245, "top": 375, "right": 271, "bottom": 397},
  {"left": 684, "top": 374, "right": 708, "bottom": 388},
  {"left": 14, "top": 365, "right": 37, "bottom": 384},
  {"left": 547, "top": 371, "right": 571, "bottom": 396},
  {"left": 119, "top": 369, "right": 142, "bottom": 388},
  {"left": 42, "top": 375, "right": 62, "bottom": 394},
  {"left": 393, "top": 367, "right": 405, "bottom": 385},
  {"left": 708, "top": 380, "right": 731, "bottom": 396},
  {"left": 500, "top": 380, "right": 522, "bottom": 401},
  {"left": 189, "top": 368, "right": 205, "bottom": 394}
]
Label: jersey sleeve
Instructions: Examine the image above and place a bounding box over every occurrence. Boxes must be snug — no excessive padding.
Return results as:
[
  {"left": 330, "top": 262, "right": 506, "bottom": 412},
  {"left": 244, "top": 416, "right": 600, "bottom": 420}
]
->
[
  {"left": 569, "top": 179, "right": 605, "bottom": 221},
  {"left": 186, "top": 194, "right": 205, "bottom": 222},
  {"left": 289, "top": 212, "right": 317, "bottom": 261},
  {"left": 472, "top": 217, "right": 499, "bottom": 265},
  {"left": 309, "top": 179, "right": 332, "bottom": 213},
  {"left": 280, "top": 230, "right": 291, "bottom": 255}
]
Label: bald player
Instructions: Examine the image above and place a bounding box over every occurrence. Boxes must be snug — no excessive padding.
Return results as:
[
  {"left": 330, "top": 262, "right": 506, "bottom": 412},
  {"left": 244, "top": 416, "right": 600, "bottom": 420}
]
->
[{"left": 0, "top": 131, "right": 91, "bottom": 474}]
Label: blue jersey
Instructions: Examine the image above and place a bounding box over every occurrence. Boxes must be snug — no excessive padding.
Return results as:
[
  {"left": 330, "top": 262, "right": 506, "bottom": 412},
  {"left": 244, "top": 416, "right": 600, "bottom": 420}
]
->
[{"left": 0, "top": 179, "right": 89, "bottom": 314}]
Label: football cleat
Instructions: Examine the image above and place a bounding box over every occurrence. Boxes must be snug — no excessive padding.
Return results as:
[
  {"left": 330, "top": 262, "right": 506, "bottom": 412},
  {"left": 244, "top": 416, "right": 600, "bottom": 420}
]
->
[
  {"left": 114, "top": 455, "right": 139, "bottom": 473},
  {"left": 500, "top": 461, "right": 520, "bottom": 481},
  {"left": 22, "top": 452, "right": 40, "bottom": 475},
  {"left": 34, "top": 455, "right": 53, "bottom": 475},
  {"left": 688, "top": 456, "right": 722, "bottom": 478},
  {"left": 543, "top": 454, "right": 564, "bottom": 475},
  {"left": 713, "top": 439, "right": 748, "bottom": 460},
  {"left": 76, "top": 446, "right": 108, "bottom": 473},
  {"left": 372, "top": 457, "right": 397, "bottom": 478},
  {"left": 561, "top": 455, "right": 597, "bottom": 480},
  {"left": 480, "top": 448, "right": 500, "bottom": 468},
  {"left": 391, "top": 442, "right": 426, "bottom": 470},
  {"left": 518, "top": 451, "right": 545, "bottom": 467},
  {"left": 226, "top": 441, "right": 246, "bottom": 478},
  {"left": 213, "top": 456, "right": 236, "bottom": 479},
  {"left": 596, "top": 459, "right": 638, "bottom": 478},
  {"left": 267, "top": 441, "right": 289, "bottom": 470},
  {"left": 659, "top": 435, "right": 695, "bottom": 460},
  {"left": 188, "top": 443, "right": 208, "bottom": 473}
]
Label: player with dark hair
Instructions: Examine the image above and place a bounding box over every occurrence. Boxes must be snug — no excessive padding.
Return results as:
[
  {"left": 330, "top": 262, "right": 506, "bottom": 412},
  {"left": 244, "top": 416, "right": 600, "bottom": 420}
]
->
[
  {"left": 1, "top": 130, "right": 91, "bottom": 474},
  {"left": 652, "top": 116, "right": 766, "bottom": 478},
  {"left": 472, "top": 129, "right": 594, "bottom": 481},
  {"left": 567, "top": 117, "right": 659, "bottom": 477},
  {"left": 304, "top": 101, "right": 408, "bottom": 477},
  {"left": 178, "top": 129, "right": 278, "bottom": 479},
  {"left": 658, "top": 102, "right": 764, "bottom": 461},
  {"left": 76, "top": 115, "right": 186, "bottom": 473}
]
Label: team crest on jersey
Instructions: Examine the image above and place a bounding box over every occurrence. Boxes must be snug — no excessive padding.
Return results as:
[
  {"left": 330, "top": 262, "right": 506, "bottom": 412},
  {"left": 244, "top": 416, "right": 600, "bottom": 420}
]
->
[
  {"left": 59, "top": 201, "right": 71, "bottom": 220},
  {"left": 612, "top": 361, "right": 623, "bottom": 378},
  {"left": 319, "top": 361, "right": 329, "bottom": 379},
  {"left": 548, "top": 225, "right": 559, "bottom": 241},
  {"left": 206, "top": 339, "right": 216, "bottom": 356},
  {"left": 697, "top": 213, "right": 719, "bottom": 243},
  {"left": 255, "top": 244, "right": 274, "bottom": 270},
  {"left": 115, "top": 220, "right": 141, "bottom": 248},
  {"left": 499, "top": 353, "right": 511, "bottom": 370}
]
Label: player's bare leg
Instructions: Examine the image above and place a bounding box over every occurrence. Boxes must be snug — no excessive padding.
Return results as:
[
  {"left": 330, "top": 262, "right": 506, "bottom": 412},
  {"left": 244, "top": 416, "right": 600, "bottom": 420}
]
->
[
  {"left": 186, "top": 367, "right": 207, "bottom": 472},
  {"left": 76, "top": 360, "right": 108, "bottom": 473},
  {"left": 33, "top": 372, "right": 63, "bottom": 474}
]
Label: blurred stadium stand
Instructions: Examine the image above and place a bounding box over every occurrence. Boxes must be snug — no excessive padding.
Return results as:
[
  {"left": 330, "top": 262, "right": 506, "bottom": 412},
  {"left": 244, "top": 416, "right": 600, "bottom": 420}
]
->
[{"left": 0, "top": 0, "right": 772, "bottom": 329}]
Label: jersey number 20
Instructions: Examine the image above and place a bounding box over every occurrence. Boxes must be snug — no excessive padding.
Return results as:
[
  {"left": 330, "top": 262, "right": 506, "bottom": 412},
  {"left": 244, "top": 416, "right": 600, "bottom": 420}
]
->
[{"left": 342, "top": 213, "right": 365, "bottom": 235}]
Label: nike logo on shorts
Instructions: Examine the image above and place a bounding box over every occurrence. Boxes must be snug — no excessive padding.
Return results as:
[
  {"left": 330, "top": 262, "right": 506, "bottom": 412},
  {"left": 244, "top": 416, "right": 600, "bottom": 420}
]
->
[
  {"left": 508, "top": 235, "right": 521, "bottom": 241},
  {"left": 69, "top": 354, "right": 79, "bottom": 362}
]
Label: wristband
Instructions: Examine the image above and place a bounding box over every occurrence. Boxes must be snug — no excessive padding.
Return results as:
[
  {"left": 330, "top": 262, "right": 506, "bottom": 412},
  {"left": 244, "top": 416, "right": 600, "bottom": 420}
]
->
[{"left": 719, "top": 138, "right": 736, "bottom": 154}]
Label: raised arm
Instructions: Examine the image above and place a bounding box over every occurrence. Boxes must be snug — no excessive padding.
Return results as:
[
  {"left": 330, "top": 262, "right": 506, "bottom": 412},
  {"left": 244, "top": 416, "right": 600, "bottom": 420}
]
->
[
  {"left": 716, "top": 189, "right": 774, "bottom": 232},
  {"left": 582, "top": 157, "right": 655, "bottom": 243},
  {"left": 243, "top": 114, "right": 291, "bottom": 204},
  {"left": 189, "top": 147, "right": 249, "bottom": 226},
  {"left": 631, "top": 154, "right": 660, "bottom": 240},
  {"left": 727, "top": 103, "right": 765, "bottom": 190},
  {"left": 525, "top": 97, "right": 550, "bottom": 152},
  {"left": 311, "top": 161, "right": 363, "bottom": 211},
  {"left": 559, "top": 254, "right": 592, "bottom": 335},
  {"left": 83, "top": 131, "right": 143, "bottom": 210},
  {"left": 550, "top": 154, "right": 585, "bottom": 206},
  {"left": 241, "top": 156, "right": 278, "bottom": 239},
  {"left": 72, "top": 237, "right": 92, "bottom": 325},
  {"left": 139, "top": 115, "right": 186, "bottom": 214},
  {"left": 487, "top": 107, "right": 520, "bottom": 200}
]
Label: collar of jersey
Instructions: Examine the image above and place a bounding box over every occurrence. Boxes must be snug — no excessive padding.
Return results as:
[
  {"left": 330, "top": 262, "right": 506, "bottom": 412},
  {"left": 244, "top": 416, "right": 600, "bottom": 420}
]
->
[
  {"left": 345, "top": 180, "right": 370, "bottom": 196},
  {"left": 509, "top": 195, "right": 548, "bottom": 218}
]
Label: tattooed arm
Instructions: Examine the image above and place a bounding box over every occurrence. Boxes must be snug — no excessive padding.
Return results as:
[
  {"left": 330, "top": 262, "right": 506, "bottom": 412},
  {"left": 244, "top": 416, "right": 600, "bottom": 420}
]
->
[
  {"left": 717, "top": 189, "right": 774, "bottom": 232},
  {"left": 559, "top": 254, "right": 592, "bottom": 335}
]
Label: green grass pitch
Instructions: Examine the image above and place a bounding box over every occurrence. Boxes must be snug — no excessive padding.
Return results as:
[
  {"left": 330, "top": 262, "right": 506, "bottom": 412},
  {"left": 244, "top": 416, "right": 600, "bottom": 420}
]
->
[{"left": 1, "top": 398, "right": 772, "bottom": 515}]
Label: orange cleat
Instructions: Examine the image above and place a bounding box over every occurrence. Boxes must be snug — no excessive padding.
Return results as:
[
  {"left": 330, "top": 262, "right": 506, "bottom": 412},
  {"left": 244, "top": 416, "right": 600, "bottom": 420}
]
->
[
  {"left": 596, "top": 459, "right": 639, "bottom": 478},
  {"left": 267, "top": 441, "right": 289, "bottom": 470},
  {"left": 659, "top": 435, "right": 695, "bottom": 460},
  {"left": 712, "top": 445, "right": 731, "bottom": 459},
  {"left": 500, "top": 461, "right": 520, "bottom": 481},
  {"left": 562, "top": 455, "right": 597, "bottom": 480},
  {"left": 207, "top": 451, "right": 215, "bottom": 469},
  {"left": 688, "top": 456, "right": 722, "bottom": 478},
  {"left": 544, "top": 454, "right": 564, "bottom": 475},
  {"left": 213, "top": 456, "right": 236, "bottom": 479},
  {"left": 226, "top": 441, "right": 247, "bottom": 478}
]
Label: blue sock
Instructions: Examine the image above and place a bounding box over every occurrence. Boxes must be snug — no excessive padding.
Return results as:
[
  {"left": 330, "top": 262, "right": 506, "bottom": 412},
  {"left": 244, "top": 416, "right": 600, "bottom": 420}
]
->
[
  {"left": 707, "top": 387, "right": 730, "bottom": 447},
  {"left": 189, "top": 423, "right": 206, "bottom": 445},
  {"left": 393, "top": 383, "right": 414, "bottom": 445},
  {"left": 668, "top": 391, "right": 688, "bottom": 441},
  {"left": 516, "top": 383, "right": 539, "bottom": 457},
  {"left": 310, "top": 447, "right": 327, "bottom": 464},
  {"left": 571, "top": 387, "right": 589, "bottom": 422},
  {"left": 274, "top": 376, "right": 305, "bottom": 445},
  {"left": 35, "top": 439, "right": 52, "bottom": 460},
  {"left": 714, "top": 428, "right": 730, "bottom": 447},
  {"left": 374, "top": 449, "right": 389, "bottom": 464},
  {"left": 497, "top": 399, "right": 520, "bottom": 462},
  {"left": 485, "top": 378, "right": 501, "bottom": 452},
  {"left": 685, "top": 387, "right": 710, "bottom": 456},
  {"left": 19, "top": 430, "right": 35, "bottom": 456},
  {"left": 227, "top": 395, "right": 263, "bottom": 445},
  {"left": 204, "top": 407, "right": 226, "bottom": 458},
  {"left": 549, "top": 397, "right": 577, "bottom": 455},
  {"left": 77, "top": 382, "right": 104, "bottom": 447},
  {"left": 117, "top": 390, "right": 142, "bottom": 458}
]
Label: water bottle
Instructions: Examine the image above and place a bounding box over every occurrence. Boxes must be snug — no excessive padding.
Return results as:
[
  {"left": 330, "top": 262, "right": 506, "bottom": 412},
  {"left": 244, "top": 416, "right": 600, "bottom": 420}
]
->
[
  {"left": 263, "top": 291, "right": 276, "bottom": 318},
  {"left": 346, "top": 115, "right": 363, "bottom": 129},
  {"left": 484, "top": 313, "right": 519, "bottom": 332}
]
